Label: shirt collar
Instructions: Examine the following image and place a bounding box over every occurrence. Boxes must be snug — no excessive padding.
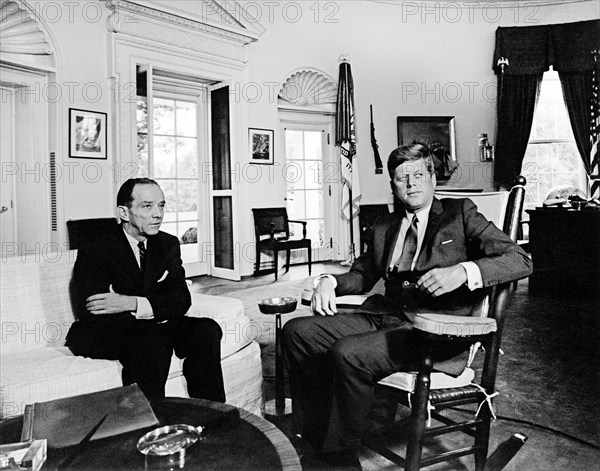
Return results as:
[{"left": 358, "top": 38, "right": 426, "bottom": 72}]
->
[
  {"left": 123, "top": 227, "right": 145, "bottom": 248},
  {"left": 405, "top": 202, "right": 433, "bottom": 222}
]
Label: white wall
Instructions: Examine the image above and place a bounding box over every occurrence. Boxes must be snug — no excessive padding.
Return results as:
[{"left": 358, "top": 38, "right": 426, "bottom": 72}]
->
[
  {"left": 242, "top": 0, "right": 599, "bottom": 210},
  {"left": 38, "top": 0, "right": 116, "bottom": 220}
]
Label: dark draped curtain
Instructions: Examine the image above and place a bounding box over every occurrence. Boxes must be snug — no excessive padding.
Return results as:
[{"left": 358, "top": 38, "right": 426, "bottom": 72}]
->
[
  {"left": 494, "top": 74, "right": 542, "bottom": 187},
  {"left": 559, "top": 71, "right": 593, "bottom": 175},
  {"left": 493, "top": 20, "right": 600, "bottom": 189}
]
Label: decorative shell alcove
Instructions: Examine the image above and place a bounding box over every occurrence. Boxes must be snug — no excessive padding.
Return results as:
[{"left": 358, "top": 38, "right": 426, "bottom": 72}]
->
[
  {"left": 0, "top": 0, "right": 53, "bottom": 55},
  {"left": 278, "top": 69, "right": 337, "bottom": 109}
]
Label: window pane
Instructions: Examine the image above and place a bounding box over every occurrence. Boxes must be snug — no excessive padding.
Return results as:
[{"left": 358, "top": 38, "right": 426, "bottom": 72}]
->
[
  {"left": 306, "top": 219, "right": 324, "bottom": 247},
  {"left": 304, "top": 161, "right": 322, "bottom": 190},
  {"left": 176, "top": 101, "right": 197, "bottom": 137},
  {"left": 285, "top": 161, "right": 303, "bottom": 190},
  {"left": 304, "top": 131, "right": 322, "bottom": 160},
  {"left": 285, "top": 130, "right": 303, "bottom": 160},
  {"left": 137, "top": 99, "right": 148, "bottom": 134},
  {"left": 153, "top": 98, "right": 175, "bottom": 135},
  {"left": 154, "top": 136, "right": 176, "bottom": 178},
  {"left": 156, "top": 179, "right": 176, "bottom": 221},
  {"left": 177, "top": 137, "right": 197, "bottom": 178},
  {"left": 161, "top": 222, "right": 177, "bottom": 239},
  {"left": 177, "top": 180, "right": 197, "bottom": 214},
  {"left": 137, "top": 133, "right": 148, "bottom": 177},
  {"left": 305, "top": 190, "right": 323, "bottom": 219}
]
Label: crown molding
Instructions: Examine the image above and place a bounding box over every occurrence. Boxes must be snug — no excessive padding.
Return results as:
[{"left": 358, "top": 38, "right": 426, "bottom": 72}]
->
[
  {"left": 369, "top": 0, "right": 593, "bottom": 7},
  {"left": 104, "top": 0, "right": 262, "bottom": 46}
]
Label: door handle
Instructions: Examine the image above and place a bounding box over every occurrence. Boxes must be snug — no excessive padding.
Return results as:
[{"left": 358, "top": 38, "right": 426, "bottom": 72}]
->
[{"left": 0, "top": 206, "right": 8, "bottom": 214}]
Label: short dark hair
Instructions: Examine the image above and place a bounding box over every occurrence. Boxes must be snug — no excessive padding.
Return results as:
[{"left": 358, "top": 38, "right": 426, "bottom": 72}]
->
[
  {"left": 116, "top": 178, "right": 159, "bottom": 207},
  {"left": 387, "top": 143, "right": 435, "bottom": 178}
]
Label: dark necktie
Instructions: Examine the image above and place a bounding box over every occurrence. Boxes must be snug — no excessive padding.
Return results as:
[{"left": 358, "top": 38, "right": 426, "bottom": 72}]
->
[
  {"left": 138, "top": 241, "right": 146, "bottom": 272},
  {"left": 394, "top": 215, "right": 418, "bottom": 273}
]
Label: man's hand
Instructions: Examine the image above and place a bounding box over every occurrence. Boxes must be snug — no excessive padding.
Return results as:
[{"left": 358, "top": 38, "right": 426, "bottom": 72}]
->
[
  {"left": 86, "top": 292, "right": 137, "bottom": 315},
  {"left": 417, "top": 265, "right": 467, "bottom": 298},
  {"left": 311, "top": 277, "right": 338, "bottom": 316}
]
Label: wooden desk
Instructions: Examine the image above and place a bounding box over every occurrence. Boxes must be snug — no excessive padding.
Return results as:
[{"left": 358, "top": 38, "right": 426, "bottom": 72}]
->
[
  {"left": 0, "top": 397, "right": 301, "bottom": 470},
  {"left": 527, "top": 208, "right": 600, "bottom": 299}
]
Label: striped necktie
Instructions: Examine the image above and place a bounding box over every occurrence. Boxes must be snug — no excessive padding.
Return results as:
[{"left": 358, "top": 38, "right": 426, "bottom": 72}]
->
[
  {"left": 394, "top": 215, "right": 418, "bottom": 273},
  {"left": 138, "top": 241, "right": 146, "bottom": 272}
]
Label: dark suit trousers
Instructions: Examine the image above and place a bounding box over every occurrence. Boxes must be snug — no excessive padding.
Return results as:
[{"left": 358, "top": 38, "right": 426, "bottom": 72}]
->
[
  {"left": 66, "top": 316, "right": 225, "bottom": 402},
  {"left": 282, "top": 312, "right": 417, "bottom": 454}
]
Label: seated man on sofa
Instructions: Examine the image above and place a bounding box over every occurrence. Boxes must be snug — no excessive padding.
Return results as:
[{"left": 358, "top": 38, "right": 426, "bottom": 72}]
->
[
  {"left": 66, "top": 177, "right": 225, "bottom": 402},
  {"left": 282, "top": 143, "right": 532, "bottom": 466}
]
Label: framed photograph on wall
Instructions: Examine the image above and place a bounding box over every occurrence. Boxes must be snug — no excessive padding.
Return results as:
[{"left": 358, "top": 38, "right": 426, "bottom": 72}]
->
[
  {"left": 249, "top": 128, "right": 273, "bottom": 165},
  {"left": 69, "top": 108, "right": 107, "bottom": 159},
  {"left": 397, "top": 116, "right": 457, "bottom": 181}
]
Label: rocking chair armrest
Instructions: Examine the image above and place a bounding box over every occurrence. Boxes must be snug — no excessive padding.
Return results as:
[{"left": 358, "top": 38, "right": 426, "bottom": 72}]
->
[{"left": 409, "top": 312, "right": 497, "bottom": 339}]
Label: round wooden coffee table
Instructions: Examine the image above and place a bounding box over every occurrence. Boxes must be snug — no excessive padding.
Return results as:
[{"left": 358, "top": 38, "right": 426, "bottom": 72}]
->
[{"left": 0, "top": 397, "right": 301, "bottom": 470}]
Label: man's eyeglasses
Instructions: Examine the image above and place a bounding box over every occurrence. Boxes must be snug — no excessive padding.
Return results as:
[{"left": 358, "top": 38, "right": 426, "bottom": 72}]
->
[{"left": 395, "top": 172, "right": 428, "bottom": 184}]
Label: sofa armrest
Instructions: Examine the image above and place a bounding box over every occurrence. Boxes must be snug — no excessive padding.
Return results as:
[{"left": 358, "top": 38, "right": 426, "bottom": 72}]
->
[{"left": 186, "top": 292, "right": 245, "bottom": 322}]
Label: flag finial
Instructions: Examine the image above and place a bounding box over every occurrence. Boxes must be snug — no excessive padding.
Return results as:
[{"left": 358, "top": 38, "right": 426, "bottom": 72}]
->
[{"left": 339, "top": 54, "right": 350, "bottom": 63}]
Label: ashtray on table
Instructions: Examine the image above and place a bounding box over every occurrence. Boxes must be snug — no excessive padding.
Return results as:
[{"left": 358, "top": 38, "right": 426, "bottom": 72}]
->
[
  {"left": 258, "top": 297, "right": 298, "bottom": 314},
  {"left": 137, "top": 424, "right": 203, "bottom": 456}
]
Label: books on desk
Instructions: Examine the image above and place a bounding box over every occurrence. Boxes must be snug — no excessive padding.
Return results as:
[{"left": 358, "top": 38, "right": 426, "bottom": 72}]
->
[{"left": 20, "top": 384, "right": 159, "bottom": 449}]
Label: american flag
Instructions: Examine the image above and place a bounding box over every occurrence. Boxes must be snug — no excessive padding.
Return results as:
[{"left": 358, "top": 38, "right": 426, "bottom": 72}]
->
[
  {"left": 590, "top": 49, "right": 600, "bottom": 198},
  {"left": 336, "top": 60, "right": 362, "bottom": 222}
]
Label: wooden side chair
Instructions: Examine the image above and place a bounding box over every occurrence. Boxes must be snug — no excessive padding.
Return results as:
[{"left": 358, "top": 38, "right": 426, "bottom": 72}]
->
[
  {"left": 252, "top": 207, "right": 312, "bottom": 281},
  {"left": 363, "top": 177, "right": 528, "bottom": 471}
]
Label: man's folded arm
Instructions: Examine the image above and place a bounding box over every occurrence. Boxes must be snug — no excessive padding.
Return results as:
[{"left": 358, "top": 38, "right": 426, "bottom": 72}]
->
[{"left": 145, "top": 246, "right": 191, "bottom": 322}]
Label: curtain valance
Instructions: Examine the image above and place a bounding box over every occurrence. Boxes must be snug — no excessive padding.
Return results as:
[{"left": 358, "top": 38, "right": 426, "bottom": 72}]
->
[{"left": 493, "top": 20, "right": 600, "bottom": 75}]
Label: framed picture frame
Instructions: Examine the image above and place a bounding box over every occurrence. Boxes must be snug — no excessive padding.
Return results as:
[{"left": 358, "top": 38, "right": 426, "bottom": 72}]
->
[
  {"left": 249, "top": 128, "right": 274, "bottom": 165},
  {"left": 69, "top": 108, "right": 107, "bottom": 159},
  {"left": 397, "top": 116, "right": 457, "bottom": 181}
]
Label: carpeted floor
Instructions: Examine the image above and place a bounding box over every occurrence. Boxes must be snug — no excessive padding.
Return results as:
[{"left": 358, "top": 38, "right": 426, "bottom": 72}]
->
[{"left": 192, "top": 267, "right": 600, "bottom": 470}]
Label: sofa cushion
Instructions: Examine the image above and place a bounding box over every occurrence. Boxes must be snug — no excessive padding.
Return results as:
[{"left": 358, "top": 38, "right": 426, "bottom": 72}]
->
[
  {"left": 0, "top": 347, "right": 123, "bottom": 418},
  {"left": 1, "top": 251, "right": 78, "bottom": 354}
]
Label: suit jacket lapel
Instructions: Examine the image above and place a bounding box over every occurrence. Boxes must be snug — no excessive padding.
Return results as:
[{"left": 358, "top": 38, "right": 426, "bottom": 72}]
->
[
  {"left": 383, "top": 212, "right": 403, "bottom": 276},
  {"left": 115, "top": 225, "right": 145, "bottom": 288},
  {"left": 143, "top": 235, "right": 162, "bottom": 289},
  {"left": 417, "top": 198, "right": 443, "bottom": 266}
]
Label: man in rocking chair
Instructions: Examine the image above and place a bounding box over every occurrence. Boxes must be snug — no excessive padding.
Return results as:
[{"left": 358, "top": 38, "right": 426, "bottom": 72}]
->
[{"left": 283, "top": 143, "right": 532, "bottom": 467}]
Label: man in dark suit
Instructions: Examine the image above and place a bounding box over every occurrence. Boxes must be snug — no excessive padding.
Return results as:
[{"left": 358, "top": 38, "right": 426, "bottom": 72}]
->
[
  {"left": 282, "top": 144, "right": 532, "bottom": 465},
  {"left": 65, "top": 178, "right": 225, "bottom": 402}
]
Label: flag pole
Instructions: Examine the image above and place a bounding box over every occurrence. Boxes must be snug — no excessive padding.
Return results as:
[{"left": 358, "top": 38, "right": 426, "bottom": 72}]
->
[{"left": 341, "top": 186, "right": 355, "bottom": 266}]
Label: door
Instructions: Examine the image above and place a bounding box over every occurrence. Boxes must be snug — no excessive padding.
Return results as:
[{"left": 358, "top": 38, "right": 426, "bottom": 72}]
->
[
  {"left": 1, "top": 86, "right": 16, "bottom": 252},
  {"left": 0, "top": 66, "right": 50, "bottom": 259},
  {"left": 283, "top": 121, "right": 339, "bottom": 262},
  {"left": 136, "top": 65, "right": 209, "bottom": 277}
]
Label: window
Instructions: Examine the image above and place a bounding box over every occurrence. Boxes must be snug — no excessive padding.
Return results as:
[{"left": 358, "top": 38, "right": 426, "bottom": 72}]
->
[
  {"left": 137, "top": 97, "right": 198, "bottom": 244},
  {"left": 522, "top": 70, "right": 587, "bottom": 213}
]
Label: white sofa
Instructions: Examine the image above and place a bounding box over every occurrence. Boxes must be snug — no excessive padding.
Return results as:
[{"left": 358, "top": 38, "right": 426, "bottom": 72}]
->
[{"left": 0, "top": 250, "right": 263, "bottom": 418}]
